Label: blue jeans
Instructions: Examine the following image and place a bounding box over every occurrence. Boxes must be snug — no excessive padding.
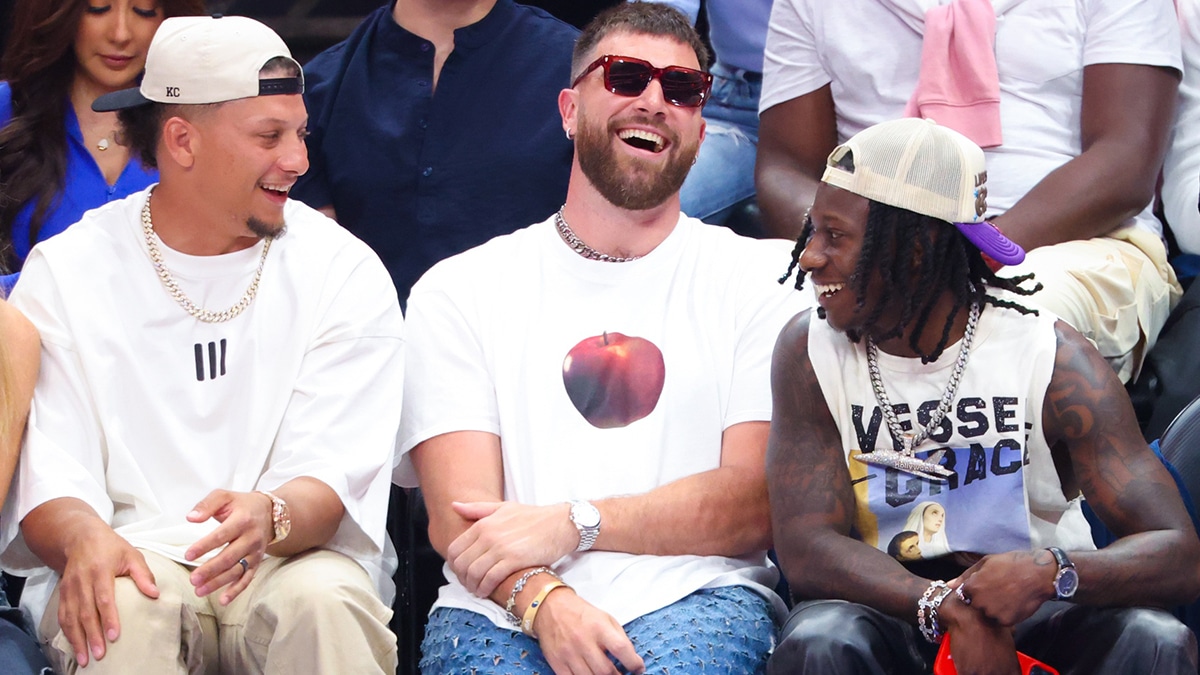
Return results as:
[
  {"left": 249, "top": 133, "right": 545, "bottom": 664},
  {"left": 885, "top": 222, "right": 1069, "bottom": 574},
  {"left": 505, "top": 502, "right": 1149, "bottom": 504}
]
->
[
  {"left": 0, "top": 577, "right": 52, "bottom": 675},
  {"left": 420, "top": 585, "right": 776, "bottom": 674},
  {"left": 680, "top": 61, "right": 762, "bottom": 227}
]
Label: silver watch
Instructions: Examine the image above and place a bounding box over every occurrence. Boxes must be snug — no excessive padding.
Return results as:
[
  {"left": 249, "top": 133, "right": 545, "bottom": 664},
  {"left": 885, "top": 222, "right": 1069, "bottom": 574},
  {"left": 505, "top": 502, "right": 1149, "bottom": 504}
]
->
[{"left": 569, "top": 500, "right": 601, "bottom": 552}]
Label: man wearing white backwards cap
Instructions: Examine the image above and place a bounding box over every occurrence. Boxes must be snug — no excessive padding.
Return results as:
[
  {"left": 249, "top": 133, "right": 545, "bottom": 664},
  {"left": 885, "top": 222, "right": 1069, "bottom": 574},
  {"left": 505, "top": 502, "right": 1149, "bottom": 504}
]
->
[
  {"left": 767, "top": 118, "right": 1199, "bottom": 675},
  {"left": 0, "top": 15, "right": 404, "bottom": 673}
]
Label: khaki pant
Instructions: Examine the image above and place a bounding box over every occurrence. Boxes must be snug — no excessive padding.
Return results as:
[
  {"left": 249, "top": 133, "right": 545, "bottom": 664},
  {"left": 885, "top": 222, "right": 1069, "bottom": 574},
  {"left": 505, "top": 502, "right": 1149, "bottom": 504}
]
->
[
  {"left": 1003, "top": 228, "right": 1181, "bottom": 383},
  {"left": 40, "top": 549, "right": 396, "bottom": 674}
]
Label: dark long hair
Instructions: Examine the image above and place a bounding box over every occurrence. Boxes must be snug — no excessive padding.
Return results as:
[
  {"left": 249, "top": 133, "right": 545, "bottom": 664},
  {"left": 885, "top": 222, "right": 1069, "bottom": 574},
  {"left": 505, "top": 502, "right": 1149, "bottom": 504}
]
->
[
  {"left": 0, "top": 0, "right": 205, "bottom": 268},
  {"left": 780, "top": 201, "right": 1042, "bottom": 363}
]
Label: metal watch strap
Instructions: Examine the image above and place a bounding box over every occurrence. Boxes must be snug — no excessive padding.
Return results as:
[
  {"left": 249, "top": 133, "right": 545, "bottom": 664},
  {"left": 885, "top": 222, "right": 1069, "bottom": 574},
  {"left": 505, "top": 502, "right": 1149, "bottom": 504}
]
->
[{"left": 570, "top": 501, "right": 600, "bottom": 552}]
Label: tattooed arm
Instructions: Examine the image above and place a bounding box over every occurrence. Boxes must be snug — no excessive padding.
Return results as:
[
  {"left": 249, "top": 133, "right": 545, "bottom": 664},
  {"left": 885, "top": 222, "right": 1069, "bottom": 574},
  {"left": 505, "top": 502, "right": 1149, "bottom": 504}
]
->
[
  {"left": 957, "top": 320, "right": 1200, "bottom": 627},
  {"left": 1048, "top": 320, "right": 1200, "bottom": 603}
]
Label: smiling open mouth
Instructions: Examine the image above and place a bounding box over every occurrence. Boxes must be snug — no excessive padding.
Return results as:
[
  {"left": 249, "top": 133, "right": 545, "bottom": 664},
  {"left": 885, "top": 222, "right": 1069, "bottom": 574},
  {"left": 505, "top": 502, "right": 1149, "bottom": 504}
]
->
[
  {"left": 815, "top": 283, "right": 845, "bottom": 297},
  {"left": 260, "top": 183, "right": 291, "bottom": 196},
  {"left": 618, "top": 129, "right": 665, "bottom": 153}
]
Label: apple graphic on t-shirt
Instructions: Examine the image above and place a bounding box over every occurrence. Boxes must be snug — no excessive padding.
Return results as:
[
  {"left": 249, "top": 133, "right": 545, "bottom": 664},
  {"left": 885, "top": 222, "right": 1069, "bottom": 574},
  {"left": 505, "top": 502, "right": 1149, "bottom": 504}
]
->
[{"left": 562, "top": 332, "right": 665, "bottom": 429}]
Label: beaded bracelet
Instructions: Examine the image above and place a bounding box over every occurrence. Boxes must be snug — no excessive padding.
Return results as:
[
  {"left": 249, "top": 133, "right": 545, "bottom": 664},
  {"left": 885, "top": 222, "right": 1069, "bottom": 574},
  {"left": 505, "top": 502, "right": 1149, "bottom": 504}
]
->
[
  {"left": 916, "top": 580, "right": 954, "bottom": 643},
  {"left": 504, "top": 567, "right": 558, "bottom": 627},
  {"left": 521, "top": 580, "right": 570, "bottom": 638}
]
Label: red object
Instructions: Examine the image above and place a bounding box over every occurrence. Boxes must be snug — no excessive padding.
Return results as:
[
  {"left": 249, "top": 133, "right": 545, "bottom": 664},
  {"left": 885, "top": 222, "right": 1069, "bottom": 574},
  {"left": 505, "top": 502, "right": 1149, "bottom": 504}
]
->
[
  {"left": 934, "top": 634, "right": 1059, "bottom": 675},
  {"left": 562, "top": 332, "right": 666, "bottom": 429}
]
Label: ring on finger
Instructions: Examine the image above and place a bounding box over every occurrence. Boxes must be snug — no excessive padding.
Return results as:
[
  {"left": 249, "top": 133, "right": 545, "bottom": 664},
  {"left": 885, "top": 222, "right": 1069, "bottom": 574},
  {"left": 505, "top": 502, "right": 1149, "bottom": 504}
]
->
[
  {"left": 955, "top": 585, "right": 971, "bottom": 605},
  {"left": 238, "top": 558, "right": 249, "bottom": 574}
]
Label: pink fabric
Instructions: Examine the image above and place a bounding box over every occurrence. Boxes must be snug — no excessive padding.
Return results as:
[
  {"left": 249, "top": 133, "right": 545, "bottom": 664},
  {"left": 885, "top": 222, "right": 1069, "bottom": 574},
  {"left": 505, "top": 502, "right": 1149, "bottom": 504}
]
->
[{"left": 904, "top": 0, "right": 1003, "bottom": 148}]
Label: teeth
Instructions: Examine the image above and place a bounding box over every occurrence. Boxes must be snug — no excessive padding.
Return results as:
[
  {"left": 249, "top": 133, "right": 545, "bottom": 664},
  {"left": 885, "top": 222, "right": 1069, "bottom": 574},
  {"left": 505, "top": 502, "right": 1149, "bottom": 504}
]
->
[
  {"left": 815, "top": 283, "right": 844, "bottom": 297},
  {"left": 618, "top": 129, "right": 665, "bottom": 152},
  {"left": 261, "top": 183, "right": 291, "bottom": 194}
]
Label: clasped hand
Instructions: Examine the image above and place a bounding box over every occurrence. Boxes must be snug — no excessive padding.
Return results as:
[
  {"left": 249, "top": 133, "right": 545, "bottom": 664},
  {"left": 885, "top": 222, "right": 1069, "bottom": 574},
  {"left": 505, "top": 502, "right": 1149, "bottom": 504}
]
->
[
  {"left": 940, "top": 550, "right": 1057, "bottom": 675},
  {"left": 446, "top": 500, "right": 578, "bottom": 597}
]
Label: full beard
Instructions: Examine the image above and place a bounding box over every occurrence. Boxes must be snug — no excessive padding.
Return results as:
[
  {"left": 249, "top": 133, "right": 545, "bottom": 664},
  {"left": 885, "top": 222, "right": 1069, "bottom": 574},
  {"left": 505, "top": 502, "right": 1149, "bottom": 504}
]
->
[{"left": 575, "top": 116, "right": 698, "bottom": 211}]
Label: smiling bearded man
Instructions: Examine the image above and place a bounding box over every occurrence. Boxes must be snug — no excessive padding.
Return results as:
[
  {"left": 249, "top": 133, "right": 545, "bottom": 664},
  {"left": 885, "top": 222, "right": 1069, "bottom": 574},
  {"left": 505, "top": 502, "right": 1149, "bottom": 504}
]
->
[
  {"left": 0, "top": 16, "right": 404, "bottom": 674},
  {"left": 574, "top": 95, "right": 698, "bottom": 211},
  {"left": 396, "top": 3, "right": 811, "bottom": 675}
]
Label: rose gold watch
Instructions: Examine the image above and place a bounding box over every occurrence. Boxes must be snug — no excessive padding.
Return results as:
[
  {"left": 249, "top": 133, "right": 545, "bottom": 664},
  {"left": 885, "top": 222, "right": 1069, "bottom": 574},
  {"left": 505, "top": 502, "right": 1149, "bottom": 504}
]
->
[{"left": 257, "top": 490, "right": 291, "bottom": 545}]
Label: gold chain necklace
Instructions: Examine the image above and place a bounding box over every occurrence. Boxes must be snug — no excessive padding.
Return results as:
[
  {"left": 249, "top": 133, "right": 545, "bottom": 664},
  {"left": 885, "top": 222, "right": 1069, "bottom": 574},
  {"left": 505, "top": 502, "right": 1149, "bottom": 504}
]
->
[{"left": 140, "top": 191, "right": 272, "bottom": 323}]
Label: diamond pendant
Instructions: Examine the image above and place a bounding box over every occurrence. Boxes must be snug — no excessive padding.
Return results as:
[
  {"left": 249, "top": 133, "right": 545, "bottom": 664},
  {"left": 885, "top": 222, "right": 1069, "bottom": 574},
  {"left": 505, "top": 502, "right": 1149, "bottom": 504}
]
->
[
  {"left": 854, "top": 448, "right": 956, "bottom": 483},
  {"left": 97, "top": 137, "right": 109, "bottom": 151}
]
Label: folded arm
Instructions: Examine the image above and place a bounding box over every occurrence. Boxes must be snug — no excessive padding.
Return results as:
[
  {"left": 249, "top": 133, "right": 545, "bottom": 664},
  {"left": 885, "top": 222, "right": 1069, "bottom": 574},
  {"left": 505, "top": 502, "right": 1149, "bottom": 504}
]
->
[
  {"left": 990, "top": 63, "right": 1179, "bottom": 250},
  {"left": 756, "top": 85, "right": 838, "bottom": 241},
  {"left": 412, "top": 431, "right": 643, "bottom": 675}
]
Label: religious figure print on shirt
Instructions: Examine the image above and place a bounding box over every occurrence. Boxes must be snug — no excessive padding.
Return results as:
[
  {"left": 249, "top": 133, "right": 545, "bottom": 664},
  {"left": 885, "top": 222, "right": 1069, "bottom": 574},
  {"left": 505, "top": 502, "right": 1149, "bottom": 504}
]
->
[
  {"left": 848, "top": 395, "right": 1032, "bottom": 560},
  {"left": 562, "top": 331, "right": 665, "bottom": 429}
]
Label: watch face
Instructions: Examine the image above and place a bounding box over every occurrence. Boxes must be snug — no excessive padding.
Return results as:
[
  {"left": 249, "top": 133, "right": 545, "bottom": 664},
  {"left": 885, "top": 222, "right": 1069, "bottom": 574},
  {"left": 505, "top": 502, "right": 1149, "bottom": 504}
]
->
[
  {"left": 1055, "top": 568, "right": 1079, "bottom": 598},
  {"left": 572, "top": 502, "right": 600, "bottom": 529}
]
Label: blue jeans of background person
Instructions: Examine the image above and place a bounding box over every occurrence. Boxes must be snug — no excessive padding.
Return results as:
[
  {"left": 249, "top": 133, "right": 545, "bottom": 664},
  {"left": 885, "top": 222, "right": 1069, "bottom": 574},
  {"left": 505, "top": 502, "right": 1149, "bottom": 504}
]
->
[
  {"left": 0, "top": 576, "right": 52, "bottom": 675},
  {"left": 421, "top": 585, "right": 776, "bottom": 674},
  {"left": 680, "top": 61, "right": 761, "bottom": 229}
]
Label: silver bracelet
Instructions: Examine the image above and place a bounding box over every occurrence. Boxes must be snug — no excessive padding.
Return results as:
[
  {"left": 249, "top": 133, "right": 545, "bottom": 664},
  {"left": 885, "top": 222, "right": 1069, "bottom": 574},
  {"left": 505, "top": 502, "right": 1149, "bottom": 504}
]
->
[
  {"left": 504, "top": 567, "right": 558, "bottom": 627},
  {"left": 916, "top": 580, "right": 954, "bottom": 643}
]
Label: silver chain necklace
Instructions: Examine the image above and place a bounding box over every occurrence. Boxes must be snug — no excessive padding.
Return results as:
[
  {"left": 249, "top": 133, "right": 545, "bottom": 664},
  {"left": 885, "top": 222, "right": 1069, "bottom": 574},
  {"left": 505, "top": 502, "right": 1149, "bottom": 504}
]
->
[
  {"left": 141, "top": 191, "right": 272, "bottom": 323},
  {"left": 854, "top": 300, "right": 981, "bottom": 483},
  {"left": 554, "top": 207, "right": 641, "bottom": 263}
]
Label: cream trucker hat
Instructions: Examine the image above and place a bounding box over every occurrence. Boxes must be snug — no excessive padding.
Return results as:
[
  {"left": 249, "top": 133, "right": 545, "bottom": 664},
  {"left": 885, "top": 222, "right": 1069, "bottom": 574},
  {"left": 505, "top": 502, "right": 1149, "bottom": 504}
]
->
[
  {"left": 93, "top": 15, "right": 302, "bottom": 112},
  {"left": 821, "top": 117, "right": 1024, "bottom": 266}
]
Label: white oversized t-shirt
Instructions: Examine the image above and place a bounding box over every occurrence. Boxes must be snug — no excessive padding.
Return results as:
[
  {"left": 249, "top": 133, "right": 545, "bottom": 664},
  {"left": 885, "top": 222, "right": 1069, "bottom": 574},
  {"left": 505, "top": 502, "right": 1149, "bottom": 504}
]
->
[
  {"left": 1, "top": 188, "right": 405, "bottom": 624},
  {"left": 398, "top": 214, "right": 811, "bottom": 627}
]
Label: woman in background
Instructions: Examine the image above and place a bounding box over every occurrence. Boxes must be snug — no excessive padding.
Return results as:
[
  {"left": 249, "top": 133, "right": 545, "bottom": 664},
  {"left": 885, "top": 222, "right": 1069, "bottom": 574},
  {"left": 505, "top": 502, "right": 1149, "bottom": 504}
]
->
[{"left": 0, "top": 0, "right": 205, "bottom": 274}]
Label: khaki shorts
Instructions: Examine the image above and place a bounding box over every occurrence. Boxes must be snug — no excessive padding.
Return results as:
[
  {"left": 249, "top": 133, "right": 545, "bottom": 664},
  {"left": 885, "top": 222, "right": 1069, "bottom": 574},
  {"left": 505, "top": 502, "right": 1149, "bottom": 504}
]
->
[{"left": 1002, "top": 227, "right": 1181, "bottom": 383}]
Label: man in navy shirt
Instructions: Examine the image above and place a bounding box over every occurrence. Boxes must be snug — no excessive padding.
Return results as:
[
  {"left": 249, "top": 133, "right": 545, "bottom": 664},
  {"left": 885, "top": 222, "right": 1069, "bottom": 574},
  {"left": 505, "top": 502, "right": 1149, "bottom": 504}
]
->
[{"left": 293, "top": 0, "right": 579, "bottom": 303}]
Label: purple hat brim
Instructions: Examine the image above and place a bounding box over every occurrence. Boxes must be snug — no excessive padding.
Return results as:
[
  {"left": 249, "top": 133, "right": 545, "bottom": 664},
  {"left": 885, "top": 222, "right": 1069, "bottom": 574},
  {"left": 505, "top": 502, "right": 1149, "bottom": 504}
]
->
[{"left": 954, "top": 221, "right": 1025, "bottom": 266}]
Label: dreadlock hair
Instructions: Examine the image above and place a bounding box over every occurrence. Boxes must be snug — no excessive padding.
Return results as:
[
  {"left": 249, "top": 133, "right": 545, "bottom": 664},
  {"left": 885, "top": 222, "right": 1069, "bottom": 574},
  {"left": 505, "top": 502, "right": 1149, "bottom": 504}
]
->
[{"left": 779, "top": 200, "right": 1043, "bottom": 363}]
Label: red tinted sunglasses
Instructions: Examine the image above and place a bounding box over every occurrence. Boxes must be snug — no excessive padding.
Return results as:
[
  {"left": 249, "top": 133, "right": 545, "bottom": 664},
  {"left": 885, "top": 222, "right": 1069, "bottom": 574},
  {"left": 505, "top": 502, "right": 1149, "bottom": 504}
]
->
[{"left": 572, "top": 54, "right": 713, "bottom": 108}]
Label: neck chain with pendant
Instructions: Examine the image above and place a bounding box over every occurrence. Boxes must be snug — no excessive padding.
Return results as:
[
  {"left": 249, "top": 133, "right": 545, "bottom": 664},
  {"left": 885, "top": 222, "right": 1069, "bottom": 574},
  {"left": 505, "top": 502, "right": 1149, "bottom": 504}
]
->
[
  {"left": 854, "top": 300, "right": 981, "bottom": 482},
  {"left": 141, "top": 191, "right": 272, "bottom": 323},
  {"left": 554, "top": 207, "right": 641, "bottom": 263}
]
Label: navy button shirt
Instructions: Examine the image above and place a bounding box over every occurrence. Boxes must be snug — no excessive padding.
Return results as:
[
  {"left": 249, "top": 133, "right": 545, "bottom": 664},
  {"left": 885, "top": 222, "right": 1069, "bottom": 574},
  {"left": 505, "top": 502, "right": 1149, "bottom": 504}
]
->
[{"left": 294, "top": 0, "right": 579, "bottom": 304}]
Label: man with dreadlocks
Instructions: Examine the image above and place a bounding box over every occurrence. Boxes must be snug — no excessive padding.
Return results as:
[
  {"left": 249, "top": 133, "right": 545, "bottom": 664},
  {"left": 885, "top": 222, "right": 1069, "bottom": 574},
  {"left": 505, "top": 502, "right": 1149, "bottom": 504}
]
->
[{"left": 766, "top": 118, "right": 1200, "bottom": 675}]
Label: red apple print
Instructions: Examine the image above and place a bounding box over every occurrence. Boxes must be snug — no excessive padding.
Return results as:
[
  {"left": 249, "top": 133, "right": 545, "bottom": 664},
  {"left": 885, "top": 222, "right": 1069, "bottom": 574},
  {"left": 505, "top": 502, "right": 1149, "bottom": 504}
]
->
[{"left": 562, "top": 332, "right": 666, "bottom": 429}]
